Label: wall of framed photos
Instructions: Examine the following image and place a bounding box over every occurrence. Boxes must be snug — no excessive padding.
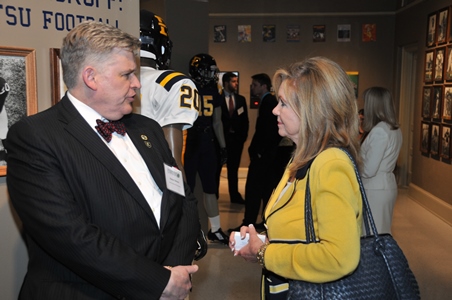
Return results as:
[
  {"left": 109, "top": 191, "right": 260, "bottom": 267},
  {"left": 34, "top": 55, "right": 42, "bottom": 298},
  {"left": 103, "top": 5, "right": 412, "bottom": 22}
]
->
[
  {"left": 208, "top": 8, "right": 396, "bottom": 169},
  {"left": 422, "top": 6, "right": 452, "bottom": 162},
  {"left": 393, "top": 0, "right": 452, "bottom": 217}
]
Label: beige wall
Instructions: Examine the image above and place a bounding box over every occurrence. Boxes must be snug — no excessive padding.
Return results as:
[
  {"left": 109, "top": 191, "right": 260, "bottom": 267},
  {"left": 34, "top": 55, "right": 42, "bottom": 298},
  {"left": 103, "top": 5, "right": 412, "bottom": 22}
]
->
[
  {"left": 0, "top": 1, "right": 139, "bottom": 298},
  {"left": 208, "top": 3, "right": 396, "bottom": 168}
]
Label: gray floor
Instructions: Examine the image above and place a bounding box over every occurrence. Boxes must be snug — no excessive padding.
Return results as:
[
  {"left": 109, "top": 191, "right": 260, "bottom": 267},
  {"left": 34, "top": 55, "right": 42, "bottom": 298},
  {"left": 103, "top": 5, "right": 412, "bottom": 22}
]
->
[{"left": 190, "top": 170, "right": 452, "bottom": 300}]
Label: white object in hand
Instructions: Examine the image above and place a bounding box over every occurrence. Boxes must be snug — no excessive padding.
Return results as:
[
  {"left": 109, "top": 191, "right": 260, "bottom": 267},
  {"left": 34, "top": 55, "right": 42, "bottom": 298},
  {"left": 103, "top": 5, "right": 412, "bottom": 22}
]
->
[{"left": 234, "top": 232, "right": 266, "bottom": 250}]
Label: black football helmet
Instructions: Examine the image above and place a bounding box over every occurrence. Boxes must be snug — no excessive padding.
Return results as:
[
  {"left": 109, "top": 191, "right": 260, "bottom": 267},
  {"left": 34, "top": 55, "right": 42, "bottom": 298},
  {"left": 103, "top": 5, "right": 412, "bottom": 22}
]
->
[
  {"left": 189, "top": 53, "right": 219, "bottom": 87},
  {"left": 139, "top": 10, "right": 173, "bottom": 70}
]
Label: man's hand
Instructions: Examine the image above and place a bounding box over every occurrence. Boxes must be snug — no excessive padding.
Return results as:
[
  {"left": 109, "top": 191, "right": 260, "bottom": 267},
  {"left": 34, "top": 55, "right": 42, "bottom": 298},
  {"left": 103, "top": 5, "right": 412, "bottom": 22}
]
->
[
  {"left": 194, "top": 229, "right": 208, "bottom": 261},
  {"left": 160, "top": 265, "right": 198, "bottom": 299},
  {"left": 220, "top": 148, "right": 227, "bottom": 165}
]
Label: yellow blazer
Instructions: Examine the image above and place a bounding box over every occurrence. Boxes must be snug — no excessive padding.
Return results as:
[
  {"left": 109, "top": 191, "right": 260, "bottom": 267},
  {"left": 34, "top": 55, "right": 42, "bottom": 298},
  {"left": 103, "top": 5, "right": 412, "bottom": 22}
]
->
[{"left": 263, "top": 148, "right": 363, "bottom": 283}]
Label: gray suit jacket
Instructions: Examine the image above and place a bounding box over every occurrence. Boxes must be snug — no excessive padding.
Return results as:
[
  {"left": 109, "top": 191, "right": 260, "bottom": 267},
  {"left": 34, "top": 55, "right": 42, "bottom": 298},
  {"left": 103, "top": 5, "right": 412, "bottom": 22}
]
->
[
  {"left": 6, "top": 96, "right": 200, "bottom": 300},
  {"left": 360, "top": 121, "right": 402, "bottom": 190}
]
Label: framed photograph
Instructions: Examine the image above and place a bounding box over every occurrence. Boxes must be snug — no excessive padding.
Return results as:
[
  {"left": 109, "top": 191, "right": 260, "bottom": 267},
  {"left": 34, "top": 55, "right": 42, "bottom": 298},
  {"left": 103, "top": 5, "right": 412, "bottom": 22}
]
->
[
  {"left": 420, "top": 121, "right": 430, "bottom": 153},
  {"left": 337, "top": 24, "right": 351, "bottom": 42},
  {"left": 437, "top": 7, "right": 449, "bottom": 45},
  {"left": 427, "top": 12, "right": 437, "bottom": 47},
  {"left": 313, "top": 25, "right": 325, "bottom": 42},
  {"left": 214, "top": 25, "right": 227, "bottom": 43},
  {"left": 346, "top": 71, "right": 359, "bottom": 98},
  {"left": 440, "top": 125, "right": 451, "bottom": 159},
  {"left": 430, "top": 123, "right": 440, "bottom": 155},
  {"left": 424, "top": 50, "right": 434, "bottom": 83},
  {"left": 238, "top": 25, "right": 251, "bottom": 42},
  {"left": 434, "top": 47, "right": 445, "bottom": 82},
  {"left": 50, "top": 48, "right": 67, "bottom": 105},
  {"left": 432, "top": 86, "right": 443, "bottom": 119},
  {"left": 443, "top": 85, "right": 452, "bottom": 120},
  {"left": 262, "top": 25, "right": 276, "bottom": 42},
  {"left": 362, "top": 24, "right": 376, "bottom": 42},
  {"left": 445, "top": 46, "right": 452, "bottom": 81},
  {"left": 287, "top": 25, "right": 300, "bottom": 42},
  {"left": 0, "top": 46, "right": 38, "bottom": 176},
  {"left": 449, "top": 6, "right": 452, "bottom": 43},
  {"left": 422, "top": 86, "right": 432, "bottom": 118}
]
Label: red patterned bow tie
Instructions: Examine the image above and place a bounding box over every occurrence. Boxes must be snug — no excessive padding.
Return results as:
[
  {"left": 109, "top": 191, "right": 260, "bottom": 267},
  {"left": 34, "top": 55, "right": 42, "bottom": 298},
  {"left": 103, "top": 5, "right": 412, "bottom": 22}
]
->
[{"left": 95, "top": 119, "right": 126, "bottom": 143}]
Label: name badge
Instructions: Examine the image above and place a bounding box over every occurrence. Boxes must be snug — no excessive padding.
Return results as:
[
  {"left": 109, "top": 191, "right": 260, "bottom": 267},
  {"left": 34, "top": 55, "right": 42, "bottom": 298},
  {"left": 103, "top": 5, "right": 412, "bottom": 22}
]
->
[
  {"left": 238, "top": 107, "right": 244, "bottom": 115},
  {"left": 164, "top": 163, "right": 185, "bottom": 196}
]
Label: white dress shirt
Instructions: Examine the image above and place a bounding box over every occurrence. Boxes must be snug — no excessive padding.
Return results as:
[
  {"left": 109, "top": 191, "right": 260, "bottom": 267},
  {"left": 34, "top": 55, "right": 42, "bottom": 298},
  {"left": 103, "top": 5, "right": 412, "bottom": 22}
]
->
[
  {"left": 225, "top": 92, "right": 235, "bottom": 111},
  {"left": 67, "top": 92, "right": 163, "bottom": 226}
]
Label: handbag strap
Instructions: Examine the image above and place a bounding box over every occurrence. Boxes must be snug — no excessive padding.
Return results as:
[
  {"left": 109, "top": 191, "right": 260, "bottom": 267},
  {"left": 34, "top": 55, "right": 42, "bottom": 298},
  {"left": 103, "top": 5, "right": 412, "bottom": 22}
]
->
[
  {"left": 304, "top": 173, "right": 316, "bottom": 242},
  {"left": 304, "top": 147, "right": 379, "bottom": 243}
]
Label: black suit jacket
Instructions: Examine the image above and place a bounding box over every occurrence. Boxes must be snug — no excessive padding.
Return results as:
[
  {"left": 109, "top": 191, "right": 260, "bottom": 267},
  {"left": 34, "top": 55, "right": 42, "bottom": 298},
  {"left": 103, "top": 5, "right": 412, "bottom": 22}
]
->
[
  {"left": 220, "top": 92, "right": 249, "bottom": 143},
  {"left": 6, "top": 96, "right": 200, "bottom": 300},
  {"left": 248, "top": 92, "right": 281, "bottom": 159}
]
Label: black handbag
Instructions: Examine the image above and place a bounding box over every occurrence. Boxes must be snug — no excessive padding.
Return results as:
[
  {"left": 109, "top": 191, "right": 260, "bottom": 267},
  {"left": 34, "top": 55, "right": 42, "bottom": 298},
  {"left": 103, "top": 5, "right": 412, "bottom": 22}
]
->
[{"left": 287, "top": 148, "right": 420, "bottom": 300}]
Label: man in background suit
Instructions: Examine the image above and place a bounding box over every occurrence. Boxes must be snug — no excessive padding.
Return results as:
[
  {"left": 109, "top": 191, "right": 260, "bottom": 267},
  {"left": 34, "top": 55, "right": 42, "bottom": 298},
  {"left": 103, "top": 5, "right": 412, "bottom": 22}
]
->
[
  {"left": 6, "top": 21, "right": 199, "bottom": 300},
  {"left": 229, "top": 73, "right": 282, "bottom": 232},
  {"left": 220, "top": 72, "right": 249, "bottom": 204}
]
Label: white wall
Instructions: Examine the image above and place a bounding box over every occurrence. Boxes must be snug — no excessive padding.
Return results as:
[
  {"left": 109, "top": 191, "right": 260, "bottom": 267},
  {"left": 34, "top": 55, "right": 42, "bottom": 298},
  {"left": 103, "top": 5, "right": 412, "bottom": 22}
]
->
[{"left": 0, "top": 1, "right": 139, "bottom": 298}]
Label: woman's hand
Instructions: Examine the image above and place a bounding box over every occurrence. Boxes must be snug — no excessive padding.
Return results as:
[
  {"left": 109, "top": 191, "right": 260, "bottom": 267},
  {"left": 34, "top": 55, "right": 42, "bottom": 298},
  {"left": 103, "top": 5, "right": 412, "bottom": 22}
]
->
[
  {"left": 229, "top": 224, "right": 267, "bottom": 263},
  {"left": 228, "top": 225, "right": 248, "bottom": 252}
]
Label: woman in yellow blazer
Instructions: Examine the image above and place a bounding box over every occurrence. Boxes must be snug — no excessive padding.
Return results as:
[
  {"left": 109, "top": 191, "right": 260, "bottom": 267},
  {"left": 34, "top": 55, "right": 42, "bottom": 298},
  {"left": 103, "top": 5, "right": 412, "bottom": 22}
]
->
[{"left": 229, "top": 57, "right": 363, "bottom": 299}]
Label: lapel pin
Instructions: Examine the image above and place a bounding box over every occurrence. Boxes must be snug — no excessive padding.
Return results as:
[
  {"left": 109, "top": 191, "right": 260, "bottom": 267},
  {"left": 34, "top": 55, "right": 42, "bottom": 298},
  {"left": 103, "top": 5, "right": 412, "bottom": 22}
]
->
[
  {"left": 141, "top": 134, "right": 148, "bottom": 140},
  {"left": 144, "top": 141, "right": 152, "bottom": 148}
]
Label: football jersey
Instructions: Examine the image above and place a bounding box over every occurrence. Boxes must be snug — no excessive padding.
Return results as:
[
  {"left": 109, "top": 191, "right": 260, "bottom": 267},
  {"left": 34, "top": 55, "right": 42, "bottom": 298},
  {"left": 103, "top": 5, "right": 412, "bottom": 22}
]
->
[
  {"left": 192, "top": 83, "right": 222, "bottom": 128},
  {"left": 140, "top": 67, "right": 199, "bottom": 129}
]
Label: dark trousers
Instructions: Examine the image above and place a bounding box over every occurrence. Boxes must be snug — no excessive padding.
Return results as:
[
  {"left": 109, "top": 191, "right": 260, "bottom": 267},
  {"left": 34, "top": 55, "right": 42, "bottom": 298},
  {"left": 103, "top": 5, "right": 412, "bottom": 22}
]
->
[
  {"left": 225, "top": 136, "right": 245, "bottom": 200},
  {"left": 243, "top": 155, "right": 275, "bottom": 224},
  {"left": 184, "top": 128, "right": 218, "bottom": 194},
  {"left": 243, "top": 145, "right": 293, "bottom": 224}
]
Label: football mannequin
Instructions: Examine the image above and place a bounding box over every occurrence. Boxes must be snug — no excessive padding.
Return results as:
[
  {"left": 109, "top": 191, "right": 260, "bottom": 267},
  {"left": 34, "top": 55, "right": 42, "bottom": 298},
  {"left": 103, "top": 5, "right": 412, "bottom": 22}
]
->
[
  {"left": 184, "top": 53, "right": 229, "bottom": 245},
  {"left": 139, "top": 10, "right": 206, "bottom": 260},
  {"left": 139, "top": 10, "right": 199, "bottom": 173}
]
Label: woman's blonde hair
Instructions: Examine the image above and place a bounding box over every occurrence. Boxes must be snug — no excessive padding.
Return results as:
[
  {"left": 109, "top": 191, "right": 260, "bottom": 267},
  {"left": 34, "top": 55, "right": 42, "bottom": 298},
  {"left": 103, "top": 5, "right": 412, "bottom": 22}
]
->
[{"left": 273, "top": 57, "right": 360, "bottom": 177}]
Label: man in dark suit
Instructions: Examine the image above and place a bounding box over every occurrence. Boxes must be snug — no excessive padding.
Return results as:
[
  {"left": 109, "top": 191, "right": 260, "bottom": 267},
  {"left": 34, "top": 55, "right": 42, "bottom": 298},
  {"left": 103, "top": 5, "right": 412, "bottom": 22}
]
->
[
  {"left": 219, "top": 72, "right": 249, "bottom": 204},
  {"left": 6, "top": 21, "right": 199, "bottom": 300},
  {"left": 229, "top": 73, "right": 282, "bottom": 232}
]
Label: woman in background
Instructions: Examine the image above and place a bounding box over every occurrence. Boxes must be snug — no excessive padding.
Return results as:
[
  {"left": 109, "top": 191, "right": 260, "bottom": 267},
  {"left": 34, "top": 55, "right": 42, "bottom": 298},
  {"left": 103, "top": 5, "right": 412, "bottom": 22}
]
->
[
  {"left": 229, "top": 57, "right": 363, "bottom": 299},
  {"left": 360, "top": 87, "right": 402, "bottom": 234}
]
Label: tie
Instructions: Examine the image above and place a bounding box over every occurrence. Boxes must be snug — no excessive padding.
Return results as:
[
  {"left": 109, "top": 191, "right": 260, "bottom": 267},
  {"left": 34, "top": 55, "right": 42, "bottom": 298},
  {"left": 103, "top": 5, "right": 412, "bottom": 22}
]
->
[
  {"left": 228, "top": 95, "right": 234, "bottom": 116},
  {"left": 95, "top": 119, "right": 126, "bottom": 143}
]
